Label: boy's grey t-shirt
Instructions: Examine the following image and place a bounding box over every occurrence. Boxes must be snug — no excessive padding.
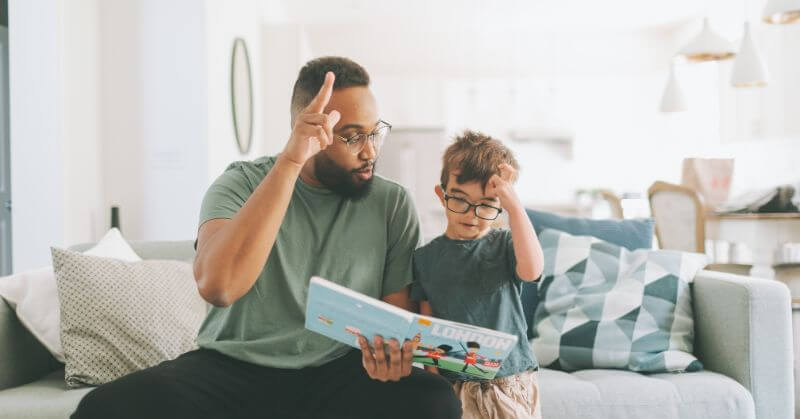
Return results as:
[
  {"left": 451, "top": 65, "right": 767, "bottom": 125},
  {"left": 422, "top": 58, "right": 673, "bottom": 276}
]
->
[
  {"left": 411, "top": 229, "right": 538, "bottom": 381},
  {"left": 196, "top": 156, "right": 421, "bottom": 369}
]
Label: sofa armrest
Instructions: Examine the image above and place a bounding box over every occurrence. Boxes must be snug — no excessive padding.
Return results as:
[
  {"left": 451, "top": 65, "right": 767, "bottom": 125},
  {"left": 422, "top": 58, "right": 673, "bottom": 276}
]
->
[
  {"left": 693, "top": 269, "right": 794, "bottom": 419},
  {"left": 0, "top": 297, "right": 60, "bottom": 390}
]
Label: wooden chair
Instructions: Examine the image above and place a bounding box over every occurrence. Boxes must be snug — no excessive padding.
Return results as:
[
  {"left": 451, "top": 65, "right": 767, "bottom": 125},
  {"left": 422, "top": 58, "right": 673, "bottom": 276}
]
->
[
  {"left": 598, "top": 189, "right": 624, "bottom": 220},
  {"left": 648, "top": 181, "right": 706, "bottom": 253},
  {"left": 648, "top": 180, "right": 751, "bottom": 275}
]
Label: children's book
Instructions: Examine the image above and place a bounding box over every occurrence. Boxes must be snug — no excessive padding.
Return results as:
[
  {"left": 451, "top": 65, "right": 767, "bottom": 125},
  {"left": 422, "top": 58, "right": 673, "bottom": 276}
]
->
[{"left": 304, "top": 276, "right": 518, "bottom": 379}]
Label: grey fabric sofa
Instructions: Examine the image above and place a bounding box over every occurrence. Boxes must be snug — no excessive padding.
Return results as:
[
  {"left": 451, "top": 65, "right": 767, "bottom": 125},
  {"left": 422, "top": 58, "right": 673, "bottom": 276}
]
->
[{"left": 0, "top": 241, "right": 794, "bottom": 419}]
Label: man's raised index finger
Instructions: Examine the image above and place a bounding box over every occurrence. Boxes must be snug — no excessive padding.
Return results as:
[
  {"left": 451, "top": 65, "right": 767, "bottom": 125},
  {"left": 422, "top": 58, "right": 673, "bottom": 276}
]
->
[{"left": 305, "top": 71, "right": 335, "bottom": 114}]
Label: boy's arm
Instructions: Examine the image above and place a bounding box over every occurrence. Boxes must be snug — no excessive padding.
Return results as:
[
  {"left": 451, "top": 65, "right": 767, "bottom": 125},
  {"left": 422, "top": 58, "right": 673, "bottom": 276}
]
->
[
  {"left": 487, "top": 164, "right": 544, "bottom": 282},
  {"left": 506, "top": 200, "right": 544, "bottom": 281},
  {"left": 419, "top": 301, "right": 440, "bottom": 375}
]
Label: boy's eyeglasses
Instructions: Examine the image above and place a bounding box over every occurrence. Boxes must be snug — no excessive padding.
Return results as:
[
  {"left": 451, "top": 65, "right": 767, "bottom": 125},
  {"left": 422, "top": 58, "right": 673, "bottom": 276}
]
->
[
  {"left": 442, "top": 192, "right": 503, "bottom": 220},
  {"left": 334, "top": 120, "right": 392, "bottom": 155}
]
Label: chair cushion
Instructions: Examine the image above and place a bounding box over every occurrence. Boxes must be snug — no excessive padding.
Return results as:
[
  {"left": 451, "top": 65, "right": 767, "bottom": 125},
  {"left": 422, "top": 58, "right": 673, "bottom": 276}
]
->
[
  {"left": 538, "top": 368, "right": 755, "bottom": 419},
  {"left": 0, "top": 369, "right": 91, "bottom": 419}
]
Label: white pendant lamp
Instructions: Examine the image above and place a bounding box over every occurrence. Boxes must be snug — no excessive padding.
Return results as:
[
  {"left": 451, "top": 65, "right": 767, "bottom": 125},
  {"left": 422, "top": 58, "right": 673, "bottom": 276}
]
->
[
  {"left": 678, "top": 17, "right": 736, "bottom": 62},
  {"left": 763, "top": 0, "right": 800, "bottom": 24},
  {"left": 660, "top": 64, "right": 687, "bottom": 113},
  {"left": 731, "top": 22, "right": 768, "bottom": 87}
]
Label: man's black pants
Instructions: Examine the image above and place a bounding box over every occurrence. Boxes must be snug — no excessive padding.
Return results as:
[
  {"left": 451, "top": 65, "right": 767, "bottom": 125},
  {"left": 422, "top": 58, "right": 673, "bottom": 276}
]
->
[{"left": 71, "top": 349, "right": 461, "bottom": 419}]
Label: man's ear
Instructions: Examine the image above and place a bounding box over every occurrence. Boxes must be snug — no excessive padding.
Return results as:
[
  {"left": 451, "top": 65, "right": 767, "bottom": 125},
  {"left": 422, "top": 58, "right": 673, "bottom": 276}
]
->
[{"left": 434, "top": 184, "right": 446, "bottom": 206}]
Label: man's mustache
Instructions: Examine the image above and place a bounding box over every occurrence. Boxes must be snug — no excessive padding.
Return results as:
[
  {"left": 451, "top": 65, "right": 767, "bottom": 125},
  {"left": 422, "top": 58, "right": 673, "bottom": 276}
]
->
[{"left": 352, "top": 162, "right": 375, "bottom": 172}]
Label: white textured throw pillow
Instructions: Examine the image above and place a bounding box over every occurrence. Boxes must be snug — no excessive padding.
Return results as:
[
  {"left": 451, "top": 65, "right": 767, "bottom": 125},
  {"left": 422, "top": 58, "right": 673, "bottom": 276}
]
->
[
  {"left": 0, "top": 228, "right": 141, "bottom": 362},
  {"left": 82, "top": 228, "right": 142, "bottom": 262},
  {"left": 51, "top": 248, "right": 206, "bottom": 387}
]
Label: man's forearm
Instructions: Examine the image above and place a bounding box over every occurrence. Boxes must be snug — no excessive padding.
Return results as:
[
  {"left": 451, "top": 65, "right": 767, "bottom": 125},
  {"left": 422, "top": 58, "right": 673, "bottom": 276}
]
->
[{"left": 194, "top": 156, "right": 302, "bottom": 306}]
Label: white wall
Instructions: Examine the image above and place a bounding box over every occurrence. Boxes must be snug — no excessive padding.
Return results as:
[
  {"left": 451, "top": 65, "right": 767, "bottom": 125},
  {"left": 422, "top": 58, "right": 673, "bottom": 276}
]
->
[
  {"left": 9, "top": 0, "right": 105, "bottom": 270},
  {"left": 64, "top": 0, "right": 103, "bottom": 244},
  {"left": 301, "top": 24, "right": 698, "bottom": 205},
  {"left": 100, "top": 0, "right": 277, "bottom": 240},
  {"left": 98, "top": 0, "right": 209, "bottom": 242},
  {"left": 11, "top": 0, "right": 209, "bottom": 271},
  {"left": 261, "top": 23, "right": 313, "bottom": 156},
  {"left": 10, "top": 0, "right": 66, "bottom": 271},
  {"left": 206, "top": 0, "right": 268, "bottom": 183},
  {"left": 93, "top": 0, "right": 281, "bottom": 242},
  {"left": 8, "top": 0, "right": 797, "bottom": 271},
  {"left": 96, "top": 0, "right": 145, "bottom": 242},
  {"left": 9, "top": 0, "right": 275, "bottom": 272},
  {"left": 299, "top": 14, "right": 800, "bottom": 210}
]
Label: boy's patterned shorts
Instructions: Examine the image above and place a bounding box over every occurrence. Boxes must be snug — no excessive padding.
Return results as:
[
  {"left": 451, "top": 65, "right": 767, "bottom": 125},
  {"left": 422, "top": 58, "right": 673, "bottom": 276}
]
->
[{"left": 452, "top": 370, "right": 541, "bottom": 419}]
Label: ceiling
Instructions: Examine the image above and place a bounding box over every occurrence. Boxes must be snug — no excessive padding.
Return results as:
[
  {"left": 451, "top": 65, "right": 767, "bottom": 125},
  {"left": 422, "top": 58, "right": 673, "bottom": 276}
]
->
[
  {"left": 279, "top": 0, "right": 710, "bottom": 30},
  {"left": 264, "top": 0, "right": 755, "bottom": 77}
]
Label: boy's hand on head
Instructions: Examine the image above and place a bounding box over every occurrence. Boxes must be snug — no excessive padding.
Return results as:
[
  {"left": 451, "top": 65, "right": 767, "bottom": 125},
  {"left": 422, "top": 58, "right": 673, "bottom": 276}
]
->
[{"left": 486, "top": 163, "right": 521, "bottom": 210}]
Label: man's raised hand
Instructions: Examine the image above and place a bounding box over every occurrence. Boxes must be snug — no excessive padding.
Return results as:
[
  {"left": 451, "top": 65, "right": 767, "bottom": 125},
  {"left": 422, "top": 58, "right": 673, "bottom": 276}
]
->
[{"left": 281, "top": 71, "right": 341, "bottom": 167}]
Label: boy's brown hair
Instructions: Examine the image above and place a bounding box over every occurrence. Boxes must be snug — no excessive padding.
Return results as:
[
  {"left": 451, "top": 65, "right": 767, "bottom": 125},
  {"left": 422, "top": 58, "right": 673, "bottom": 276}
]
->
[{"left": 440, "top": 130, "right": 519, "bottom": 190}]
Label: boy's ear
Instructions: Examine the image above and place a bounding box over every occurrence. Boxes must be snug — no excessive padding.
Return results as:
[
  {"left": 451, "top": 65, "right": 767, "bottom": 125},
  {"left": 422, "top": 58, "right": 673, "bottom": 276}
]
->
[{"left": 434, "top": 184, "right": 446, "bottom": 205}]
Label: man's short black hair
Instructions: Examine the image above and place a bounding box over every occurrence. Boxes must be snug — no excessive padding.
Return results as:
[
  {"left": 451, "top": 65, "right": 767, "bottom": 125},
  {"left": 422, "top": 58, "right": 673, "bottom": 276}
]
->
[{"left": 290, "top": 56, "right": 370, "bottom": 123}]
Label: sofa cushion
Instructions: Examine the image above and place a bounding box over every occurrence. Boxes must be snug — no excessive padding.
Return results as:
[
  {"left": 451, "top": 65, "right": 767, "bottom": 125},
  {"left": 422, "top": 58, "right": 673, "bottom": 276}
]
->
[
  {"left": 538, "top": 368, "right": 755, "bottom": 419},
  {"left": 0, "top": 228, "right": 142, "bottom": 363},
  {"left": 522, "top": 210, "right": 656, "bottom": 338},
  {"left": 531, "top": 229, "right": 707, "bottom": 373},
  {"left": 51, "top": 248, "right": 207, "bottom": 387},
  {"left": 0, "top": 367, "right": 755, "bottom": 419},
  {"left": 0, "top": 369, "right": 91, "bottom": 419},
  {"left": 525, "top": 209, "right": 655, "bottom": 251}
]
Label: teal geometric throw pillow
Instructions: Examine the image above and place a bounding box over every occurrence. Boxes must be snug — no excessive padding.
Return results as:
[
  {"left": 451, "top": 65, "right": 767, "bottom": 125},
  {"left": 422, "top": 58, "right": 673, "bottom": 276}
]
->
[{"left": 531, "top": 229, "right": 707, "bottom": 373}]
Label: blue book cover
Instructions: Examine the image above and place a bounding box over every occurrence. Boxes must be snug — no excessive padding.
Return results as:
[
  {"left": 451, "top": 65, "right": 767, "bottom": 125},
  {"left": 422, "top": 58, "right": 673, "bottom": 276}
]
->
[
  {"left": 305, "top": 277, "right": 517, "bottom": 379},
  {"left": 305, "top": 276, "right": 414, "bottom": 348}
]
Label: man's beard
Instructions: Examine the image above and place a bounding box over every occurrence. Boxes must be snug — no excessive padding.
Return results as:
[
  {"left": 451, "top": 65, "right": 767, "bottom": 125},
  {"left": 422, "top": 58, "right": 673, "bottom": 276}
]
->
[{"left": 313, "top": 153, "right": 375, "bottom": 201}]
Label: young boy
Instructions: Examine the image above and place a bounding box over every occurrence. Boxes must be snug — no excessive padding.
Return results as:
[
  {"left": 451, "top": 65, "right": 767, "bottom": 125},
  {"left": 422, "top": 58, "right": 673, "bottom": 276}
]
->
[{"left": 411, "top": 131, "right": 544, "bottom": 419}]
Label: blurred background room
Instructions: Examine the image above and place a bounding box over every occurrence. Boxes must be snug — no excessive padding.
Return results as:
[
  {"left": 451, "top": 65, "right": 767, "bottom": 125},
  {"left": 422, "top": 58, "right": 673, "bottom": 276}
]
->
[
  {"left": 5, "top": 0, "right": 800, "bottom": 270},
  {"left": 2, "top": 1, "right": 800, "bottom": 417}
]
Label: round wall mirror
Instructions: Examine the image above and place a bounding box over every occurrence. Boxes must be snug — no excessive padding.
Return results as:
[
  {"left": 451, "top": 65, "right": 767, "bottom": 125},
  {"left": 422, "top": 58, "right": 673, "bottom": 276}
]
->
[{"left": 230, "top": 38, "right": 253, "bottom": 154}]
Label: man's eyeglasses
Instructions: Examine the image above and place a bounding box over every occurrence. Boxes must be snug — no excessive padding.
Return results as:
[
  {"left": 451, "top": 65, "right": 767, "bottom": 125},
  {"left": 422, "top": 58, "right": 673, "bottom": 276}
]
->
[
  {"left": 335, "top": 120, "right": 392, "bottom": 155},
  {"left": 442, "top": 192, "right": 503, "bottom": 220}
]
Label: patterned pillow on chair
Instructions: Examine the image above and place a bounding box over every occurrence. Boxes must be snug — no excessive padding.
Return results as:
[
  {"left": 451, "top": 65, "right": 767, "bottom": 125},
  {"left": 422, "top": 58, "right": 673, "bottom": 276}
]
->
[{"left": 531, "top": 229, "right": 707, "bottom": 373}]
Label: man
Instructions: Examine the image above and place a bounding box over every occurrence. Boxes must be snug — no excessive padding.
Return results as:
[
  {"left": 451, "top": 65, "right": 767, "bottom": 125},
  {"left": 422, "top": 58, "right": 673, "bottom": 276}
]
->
[{"left": 72, "top": 57, "right": 461, "bottom": 419}]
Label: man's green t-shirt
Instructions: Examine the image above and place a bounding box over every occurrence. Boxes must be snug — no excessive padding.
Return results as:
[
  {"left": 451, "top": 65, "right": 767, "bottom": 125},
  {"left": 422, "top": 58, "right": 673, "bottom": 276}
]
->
[{"left": 196, "top": 156, "right": 421, "bottom": 369}]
